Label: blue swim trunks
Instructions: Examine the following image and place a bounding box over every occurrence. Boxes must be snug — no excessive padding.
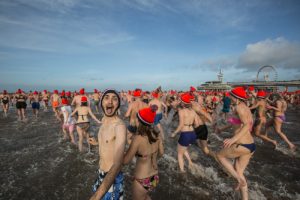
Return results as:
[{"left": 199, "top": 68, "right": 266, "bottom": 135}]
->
[
  {"left": 92, "top": 169, "right": 124, "bottom": 200},
  {"left": 178, "top": 131, "right": 197, "bottom": 147},
  {"left": 154, "top": 113, "right": 163, "bottom": 125},
  {"left": 32, "top": 102, "right": 40, "bottom": 110}
]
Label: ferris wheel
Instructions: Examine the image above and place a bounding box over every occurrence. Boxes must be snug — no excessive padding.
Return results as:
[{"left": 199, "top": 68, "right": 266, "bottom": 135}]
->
[{"left": 256, "top": 65, "right": 278, "bottom": 82}]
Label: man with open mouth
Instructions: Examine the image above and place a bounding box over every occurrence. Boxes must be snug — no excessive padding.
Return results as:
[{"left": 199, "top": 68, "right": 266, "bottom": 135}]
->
[{"left": 89, "top": 89, "right": 126, "bottom": 200}]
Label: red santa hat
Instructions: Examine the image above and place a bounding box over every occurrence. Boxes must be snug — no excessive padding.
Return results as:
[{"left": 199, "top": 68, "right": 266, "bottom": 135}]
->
[
  {"left": 137, "top": 105, "right": 158, "bottom": 126},
  {"left": 230, "top": 87, "right": 248, "bottom": 100}
]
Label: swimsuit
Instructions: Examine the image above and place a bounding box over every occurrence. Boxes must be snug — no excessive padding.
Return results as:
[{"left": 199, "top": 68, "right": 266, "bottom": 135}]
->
[
  {"left": 154, "top": 113, "right": 163, "bottom": 125},
  {"left": 227, "top": 117, "right": 242, "bottom": 125},
  {"left": 178, "top": 131, "right": 197, "bottom": 147},
  {"left": 236, "top": 143, "right": 256, "bottom": 153},
  {"left": 195, "top": 124, "right": 208, "bottom": 140},
  {"left": 16, "top": 95, "right": 27, "bottom": 109},
  {"left": 76, "top": 122, "right": 90, "bottom": 131},
  {"left": 92, "top": 169, "right": 124, "bottom": 200},
  {"left": 275, "top": 115, "right": 286, "bottom": 122},
  {"left": 222, "top": 97, "right": 231, "bottom": 113},
  {"left": 32, "top": 102, "right": 40, "bottom": 109},
  {"left": 94, "top": 100, "right": 99, "bottom": 106},
  {"left": 2, "top": 96, "right": 9, "bottom": 104},
  {"left": 135, "top": 175, "right": 159, "bottom": 192},
  {"left": 52, "top": 101, "right": 59, "bottom": 108},
  {"left": 127, "top": 125, "right": 137, "bottom": 134}
]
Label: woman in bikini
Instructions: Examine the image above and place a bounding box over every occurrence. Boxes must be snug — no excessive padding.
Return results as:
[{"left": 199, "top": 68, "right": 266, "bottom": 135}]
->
[
  {"left": 1, "top": 90, "right": 10, "bottom": 117},
  {"left": 124, "top": 105, "right": 164, "bottom": 200},
  {"left": 249, "top": 90, "right": 277, "bottom": 148},
  {"left": 266, "top": 94, "right": 296, "bottom": 151},
  {"left": 170, "top": 92, "right": 197, "bottom": 173},
  {"left": 71, "top": 96, "right": 101, "bottom": 152},
  {"left": 216, "top": 87, "right": 255, "bottom": 200},
  {"left": 15, "top": 89, "right": 27, "bottom": 121}
]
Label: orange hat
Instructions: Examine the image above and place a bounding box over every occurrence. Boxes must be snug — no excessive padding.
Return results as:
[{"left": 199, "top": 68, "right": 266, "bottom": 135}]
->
[
  {"left": 137, "top": 105, "right": 158, "bottom": 126},
  {"left": 61, "top": 98, "right": 68, "bottom": 105},
  {"left": 257, "top": 90, "right": 266, "bottom": 98},
  {"left": 81, "top": 96, "right": 88, "bottom": 102},
  {"left": 230, "top": 87, "right": 247, "bottom": 100},
  {"left": 190, "top": 86, "right": 196, "bottom": 92},
  {"left": 79, "top": 88, "right": 85, "bottom": 95},
  {"left": 180, "top": 92, "right": 192, "bottom": 104},
  {"left": 54, "top": 90, "right": 58, "bottom": 94},
  {"left": 33, "top": 91, "right": 38, "bottom": 95}
]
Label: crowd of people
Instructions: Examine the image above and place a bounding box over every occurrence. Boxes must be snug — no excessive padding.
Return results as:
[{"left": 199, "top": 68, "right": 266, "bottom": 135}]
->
[{"left": 0, "top": 86, "right": 299, "bottom": 200}]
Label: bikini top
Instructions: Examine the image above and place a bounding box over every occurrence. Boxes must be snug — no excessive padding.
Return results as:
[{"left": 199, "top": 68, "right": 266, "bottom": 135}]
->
[
  {"left": 136, "top": 150, "right": 158, "bottom": 158},
  {"left": 136, "top": 150, "right": 158, "bottom": 170},
  {"left": 227, "top": 116, "right": 253, "bottom": 131},
  {"left": 16, "top": 95, "right": 25, "bottom": 101},
  {"left": 227, "top": 117, "right": 242, "bottom": 125},
  {"left": 78, "top": 114, "right": 88, "bottom": 121}
]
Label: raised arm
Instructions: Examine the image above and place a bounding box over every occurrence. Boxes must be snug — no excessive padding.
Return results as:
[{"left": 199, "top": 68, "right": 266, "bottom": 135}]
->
[
  {"left": 125, "top": 103, "right": 132, "bottom": 118},
  {"left": 88, "top": 107, "right": 101, "bottom": 124},
  {"left": 90, "top": 123, "right": 126, "bottom": 200}
]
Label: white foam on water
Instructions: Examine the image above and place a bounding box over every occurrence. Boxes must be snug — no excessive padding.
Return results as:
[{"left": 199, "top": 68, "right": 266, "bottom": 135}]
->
[
  {"left": 275, "top": 144, "right": 299, "bottom": 158},
  {"left": 272, "top": 183, "right": 291, "bottom": 198},
  {"left": 248, "top": 182, "right": 267, "bottom": 200}
]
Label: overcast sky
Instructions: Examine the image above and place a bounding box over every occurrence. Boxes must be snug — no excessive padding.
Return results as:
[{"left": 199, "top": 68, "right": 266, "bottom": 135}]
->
[{"left": 1, "top": 0, "right": 300, "bottom": 91}]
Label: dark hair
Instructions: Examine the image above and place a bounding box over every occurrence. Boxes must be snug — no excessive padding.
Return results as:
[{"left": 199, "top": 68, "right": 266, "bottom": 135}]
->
[
  {"left": 137, "top": 123, "right": 159, "bottom": 144},
  {"left": 81, "top": 102, "right": 88, "bottom": 107}
]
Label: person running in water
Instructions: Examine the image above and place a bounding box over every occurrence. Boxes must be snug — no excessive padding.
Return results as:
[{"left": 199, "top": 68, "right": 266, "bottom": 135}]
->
[
  {"left": 88, "top": 89, "right": 126, "bottom": 200},
  {"left": 42, "top": 90, "right": 49, "bottom": 111},
  {"left": 51, "top": 90, "right": 61, "bottom": 120},
  {"left": 71, "top": 96, "right": 101, "bottom": 152},
  {"left": 249, "top": 90, "right": 277, "bottom": 148},
  {"left": 170, "top": 92, "right": 197, "bottom": 173},
  {"left": 60, "top": 98, "right": 76, "bottom": 144},
  {"left": 15, "top": 89, "right": 27, "bottom": 121},
  {"left": 125, "top": 89, "right": 148, "bottom": 144},
  {"left": 265, "top": 93, "right": 296, "bottom": 151},
  {"left": 1, "top": 90, "right": 10, "bottom": 117},
  {"left": 191, "top": 94, "right": 213, "bottom": 155},
  {"left": 71, "top": 88, "right": 89, "bottom": 108},
  {"left": 149, "top": 90, "right": 167, "bottom": 140},
  {"left": 216, "top": 87, "right": 255, "bottom": 200},
  {"left": 92, "top": 89, "right": 101, "bottom": 113},
  {"left": 31, "top": 91, "right": 41, "bottom": 118},
  {"left": 124, "top": 105, "right": 164, "bottom": 200}
]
